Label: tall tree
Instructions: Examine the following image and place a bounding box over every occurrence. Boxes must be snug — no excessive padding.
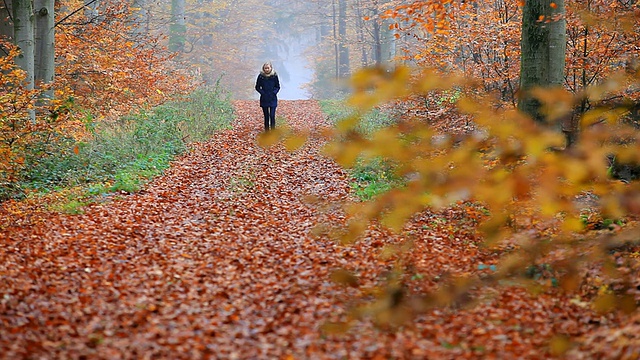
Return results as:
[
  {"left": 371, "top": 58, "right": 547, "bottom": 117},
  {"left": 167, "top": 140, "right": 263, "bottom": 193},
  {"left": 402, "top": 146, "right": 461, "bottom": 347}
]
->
[
  {"left": 169, "top": 0, "right": 185, "bottom": 52},
  {"left": 131, "top": 0, "right": 150, "bottom": 36},
  {"left": 34, "top": 0, "right": 55, "bottom": 102},
  {"left": 12, "top": 0, "right": 35, "bottom": 121},
  {"left": 337, "top": 0, "right": 349, "bottom": 77},
  {"left": 518, "top": 0, "right": 566, "bottom": 124}
]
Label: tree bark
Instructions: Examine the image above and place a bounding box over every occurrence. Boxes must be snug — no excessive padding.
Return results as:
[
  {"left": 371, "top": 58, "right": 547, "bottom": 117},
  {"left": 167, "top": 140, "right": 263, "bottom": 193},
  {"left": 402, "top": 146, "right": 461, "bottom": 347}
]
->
[
  {"left": 35, "top": 0, "right": 55, "bottom": 102},
  {"left": 169, "top": 0, "right": 186, "bottom": 52},
  {"left": 518, "top": 0, "right": 566, "bottom": 124},
  {"left": 13, "top": 0, "right": 35, "bottom": 121},
  {"left": 337, "top": 0, "right": 349, "bottom": 77},
  {"left": 372, "top": 6, "right": 381, "bottom": 65}
]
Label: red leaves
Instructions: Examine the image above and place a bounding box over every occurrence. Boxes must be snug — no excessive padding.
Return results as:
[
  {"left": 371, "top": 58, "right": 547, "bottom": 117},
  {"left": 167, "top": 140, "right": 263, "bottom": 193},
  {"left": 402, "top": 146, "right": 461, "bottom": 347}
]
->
[{"left": 1, "top": 100, "right": 638, "bottom": 358}]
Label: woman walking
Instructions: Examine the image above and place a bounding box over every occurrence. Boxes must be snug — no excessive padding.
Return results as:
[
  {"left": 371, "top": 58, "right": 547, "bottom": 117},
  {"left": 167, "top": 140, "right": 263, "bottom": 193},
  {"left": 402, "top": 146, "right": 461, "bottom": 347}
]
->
[{"left": 255, "top": 62, "right": 280, "bottom": 131}]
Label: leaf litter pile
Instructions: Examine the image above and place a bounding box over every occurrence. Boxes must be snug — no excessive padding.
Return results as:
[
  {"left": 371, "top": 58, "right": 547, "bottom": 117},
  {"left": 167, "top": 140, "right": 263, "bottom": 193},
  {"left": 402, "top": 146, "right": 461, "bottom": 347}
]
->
[{"left": 1, "top": 100, "right": 639, "bottom": 359}]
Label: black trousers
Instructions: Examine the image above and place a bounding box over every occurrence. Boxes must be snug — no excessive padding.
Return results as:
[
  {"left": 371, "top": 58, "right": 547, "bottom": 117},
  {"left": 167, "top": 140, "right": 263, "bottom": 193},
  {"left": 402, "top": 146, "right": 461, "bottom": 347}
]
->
[{"left": 262, "top": 106, "right": 276, "bottom": 130}]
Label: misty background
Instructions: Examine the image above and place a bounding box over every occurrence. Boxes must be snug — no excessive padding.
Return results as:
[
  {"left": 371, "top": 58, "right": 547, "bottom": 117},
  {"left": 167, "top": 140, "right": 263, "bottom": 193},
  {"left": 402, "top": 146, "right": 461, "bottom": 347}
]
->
[
  {"left": 257, "top": 29, "right": 316, "bottom": 100},
  {"left": 159, "top": 0, "right": 398, "bottom": 100}
]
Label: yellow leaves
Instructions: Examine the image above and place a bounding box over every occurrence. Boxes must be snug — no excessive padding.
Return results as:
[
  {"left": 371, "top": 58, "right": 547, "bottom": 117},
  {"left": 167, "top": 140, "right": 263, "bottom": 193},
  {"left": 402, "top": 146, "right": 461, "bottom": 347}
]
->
[
  {"left": 563, "top": 158, "right": 590, "bottom": 184},
  {"left": 283, "top": 133, "right": 308, "bottom": 152},
  {"left": 593, "top": 293, "right": 617, "bottom": 313},
  {"left": 323, "top": 141, "right": 362, "bottom": 168},
  {"left": 561, "top": 216, "right": 584, "bottom": 233},
  {"left": 330, "top": 268, "right": 359, "bottom": 287},
  {"left": 348, "top": 66, "right": 411, "bottom": 112},
  {"left": 530, "top": 87, "right": 574, "bottom": 122},
  {"left": 582, "top": 106, "right": 630, "bottom": 128},
  {"left": 549, "top": 335, "right": 571, "bottom": 356}
]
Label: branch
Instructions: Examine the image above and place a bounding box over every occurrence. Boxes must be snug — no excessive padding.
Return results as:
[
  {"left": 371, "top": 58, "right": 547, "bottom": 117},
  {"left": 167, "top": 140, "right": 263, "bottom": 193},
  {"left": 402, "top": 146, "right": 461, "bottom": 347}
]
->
[
  {"left": 2, "top": 0, "right": 12, "bottom": 22},
  {"left": 55, "top": 0, "right": 101, "bottom": 27}
]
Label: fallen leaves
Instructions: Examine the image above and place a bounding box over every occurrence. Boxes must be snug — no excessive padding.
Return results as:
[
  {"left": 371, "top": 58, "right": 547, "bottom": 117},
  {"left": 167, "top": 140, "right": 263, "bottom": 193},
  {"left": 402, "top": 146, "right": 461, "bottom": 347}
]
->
[{"left": 0, "top": 100, "right": 638, "bottom": 358}]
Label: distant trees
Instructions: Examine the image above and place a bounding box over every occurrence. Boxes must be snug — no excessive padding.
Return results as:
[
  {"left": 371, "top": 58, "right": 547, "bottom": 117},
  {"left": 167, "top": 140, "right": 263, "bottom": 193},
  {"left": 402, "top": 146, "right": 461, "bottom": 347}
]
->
[{"left": 293, "top": 0, "right": 397, "bottom": 97}]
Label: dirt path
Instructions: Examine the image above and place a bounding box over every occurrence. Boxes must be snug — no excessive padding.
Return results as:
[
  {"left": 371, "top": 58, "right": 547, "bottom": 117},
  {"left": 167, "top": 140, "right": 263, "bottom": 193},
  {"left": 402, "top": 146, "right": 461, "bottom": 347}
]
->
[{"left": 0, "top": 100, "right": 629, "bottom": 359}]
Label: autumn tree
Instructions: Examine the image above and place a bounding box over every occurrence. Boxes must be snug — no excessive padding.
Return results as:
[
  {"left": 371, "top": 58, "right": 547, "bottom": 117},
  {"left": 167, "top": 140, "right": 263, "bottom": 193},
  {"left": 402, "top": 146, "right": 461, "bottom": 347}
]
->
[{"left": 54, "top": 0, "right": 197, "bottom": 119}]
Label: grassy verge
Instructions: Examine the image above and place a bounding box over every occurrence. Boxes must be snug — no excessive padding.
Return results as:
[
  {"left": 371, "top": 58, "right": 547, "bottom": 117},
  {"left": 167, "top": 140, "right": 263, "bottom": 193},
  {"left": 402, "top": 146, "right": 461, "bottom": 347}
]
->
[
  {"left": 319, "top": 99, "right": 402, "bottom": 200},
  {"left": 4, "top": 85, "right": 233, "bottom": 213}
]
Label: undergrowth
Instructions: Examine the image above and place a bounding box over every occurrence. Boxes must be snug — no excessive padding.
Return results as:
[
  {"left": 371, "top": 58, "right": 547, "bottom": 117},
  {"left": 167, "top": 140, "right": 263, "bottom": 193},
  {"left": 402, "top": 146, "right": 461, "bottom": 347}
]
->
[
  {"left": 3, "top": 85, "right": 233, "bottom": 210},
  {"left": 319, "top": 99, "right": 401, "bottom": 200}
]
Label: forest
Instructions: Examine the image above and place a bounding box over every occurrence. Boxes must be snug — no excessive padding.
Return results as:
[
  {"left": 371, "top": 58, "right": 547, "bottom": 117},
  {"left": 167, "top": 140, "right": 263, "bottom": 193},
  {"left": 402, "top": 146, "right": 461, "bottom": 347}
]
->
[{"left": 1, "top": 0, "right": 640, "bottom": 358}]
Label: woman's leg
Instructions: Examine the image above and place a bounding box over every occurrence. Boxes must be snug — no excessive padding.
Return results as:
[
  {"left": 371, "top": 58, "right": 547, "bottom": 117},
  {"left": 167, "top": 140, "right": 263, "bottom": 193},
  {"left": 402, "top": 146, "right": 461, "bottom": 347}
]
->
[
  {"left": 269, "top": 106, "right": 277, "bottom": 129},
  {"left": 262, "top": 107, "right": 270, "bottom": 131}
]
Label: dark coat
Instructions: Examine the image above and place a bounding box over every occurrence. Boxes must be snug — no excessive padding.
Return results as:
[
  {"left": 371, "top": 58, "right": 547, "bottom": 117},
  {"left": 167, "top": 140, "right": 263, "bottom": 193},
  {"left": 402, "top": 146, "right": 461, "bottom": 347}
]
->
[{"left": 255, "top": 71, "right": 280, "bottom": 108}]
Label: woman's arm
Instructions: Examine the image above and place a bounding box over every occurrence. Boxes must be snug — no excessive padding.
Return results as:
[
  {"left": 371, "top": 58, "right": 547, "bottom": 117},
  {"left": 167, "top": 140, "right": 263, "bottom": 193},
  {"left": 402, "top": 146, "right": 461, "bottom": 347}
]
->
[{"left": 255, "top": 75, "right": 263, "bottom": 94}]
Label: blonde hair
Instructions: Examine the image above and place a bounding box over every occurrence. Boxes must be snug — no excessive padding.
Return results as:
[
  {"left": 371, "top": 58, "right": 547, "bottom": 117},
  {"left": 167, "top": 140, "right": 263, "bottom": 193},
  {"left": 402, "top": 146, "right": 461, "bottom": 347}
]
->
[{"left": 262, "top": 62, "right": 274, "bottom": 73}]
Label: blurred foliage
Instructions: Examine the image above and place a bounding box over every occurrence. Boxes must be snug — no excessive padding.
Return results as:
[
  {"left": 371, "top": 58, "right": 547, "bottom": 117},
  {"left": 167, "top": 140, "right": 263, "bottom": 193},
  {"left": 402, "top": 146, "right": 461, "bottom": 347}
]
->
[
  {"left": 320, "top": 99, "right": 401, "bottom": 200},
  {"left": 321, "top": 61, "right": 640, "bottom": 329},
  {"left": 319, "top": 99, "right": 395, "bottom": 135}
]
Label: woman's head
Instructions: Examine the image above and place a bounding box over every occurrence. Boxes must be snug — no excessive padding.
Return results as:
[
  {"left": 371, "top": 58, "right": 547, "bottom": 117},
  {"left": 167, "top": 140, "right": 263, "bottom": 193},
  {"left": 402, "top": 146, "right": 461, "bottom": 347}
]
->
[{"left": 262, "top": 62, "right": 273, "bottom": 75}]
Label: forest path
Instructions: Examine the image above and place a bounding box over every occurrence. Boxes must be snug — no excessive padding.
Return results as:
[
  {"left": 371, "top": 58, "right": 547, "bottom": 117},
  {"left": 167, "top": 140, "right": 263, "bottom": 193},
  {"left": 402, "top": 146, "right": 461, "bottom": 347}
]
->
[{"left": 0, "top": 100, "right": 620, "bottom": 359}]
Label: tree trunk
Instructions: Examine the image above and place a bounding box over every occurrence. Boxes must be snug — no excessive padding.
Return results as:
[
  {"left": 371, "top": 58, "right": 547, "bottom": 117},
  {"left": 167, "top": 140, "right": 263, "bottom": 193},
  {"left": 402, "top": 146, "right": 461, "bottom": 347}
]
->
[
  {"left": 337, "top": 0, "right": 349, "bottom": 77},
  {"left": 13, "top": 0, "right": 35, "bottom": 121},
  {"left": 131, "top": 0, "right": 149, "bottom": 37},
  {"left": 372, "top": 6, "right": 381, "bottom": 65},
  {"left": 518, "top": 0, "right": 566, "bottom": 125},
  {"left": 169, "top": 0, "right": 186, "bottom": 52},
  {"left": 35, "top": 0, "right": 55, "bottom": 102},
  {"left": 355, "top": 0, "right": 368, "bottom": 66}
]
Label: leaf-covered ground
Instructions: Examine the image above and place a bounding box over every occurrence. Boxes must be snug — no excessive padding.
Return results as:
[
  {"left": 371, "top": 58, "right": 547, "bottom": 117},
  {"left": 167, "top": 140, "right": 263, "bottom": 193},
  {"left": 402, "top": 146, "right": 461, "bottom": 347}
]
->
[{"left": 1, "top": 100, "right": 638, "bottom": 359}]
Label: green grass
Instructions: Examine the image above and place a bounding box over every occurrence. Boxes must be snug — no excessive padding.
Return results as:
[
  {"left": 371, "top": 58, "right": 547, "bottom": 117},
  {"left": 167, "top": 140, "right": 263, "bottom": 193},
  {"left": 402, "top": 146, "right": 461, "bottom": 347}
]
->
[
  {"left": 350, "top": 157, "right": 403, "bottom": 200},
  {"left": 319, "top": 99, "right": 395, "bottom": 135},
  {"left": 5, "top": 85, "right": 234, "bottom": 208},
  {"left": 319, "top": 99, "right": 402, "bottom": 200}
]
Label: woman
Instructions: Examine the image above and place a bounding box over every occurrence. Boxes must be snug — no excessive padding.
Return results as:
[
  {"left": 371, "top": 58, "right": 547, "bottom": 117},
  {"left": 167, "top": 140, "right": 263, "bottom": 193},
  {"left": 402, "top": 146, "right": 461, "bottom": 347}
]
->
[{"left": 255, "top": 62, "right": 280, "bottom": 131}]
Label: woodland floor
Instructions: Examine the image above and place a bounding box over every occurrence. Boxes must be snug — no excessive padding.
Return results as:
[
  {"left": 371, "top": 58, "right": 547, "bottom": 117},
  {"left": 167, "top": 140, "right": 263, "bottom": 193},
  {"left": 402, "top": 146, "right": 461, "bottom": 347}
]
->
[{"left": 1, "top": 100, "right": 639, "bottom": 359}]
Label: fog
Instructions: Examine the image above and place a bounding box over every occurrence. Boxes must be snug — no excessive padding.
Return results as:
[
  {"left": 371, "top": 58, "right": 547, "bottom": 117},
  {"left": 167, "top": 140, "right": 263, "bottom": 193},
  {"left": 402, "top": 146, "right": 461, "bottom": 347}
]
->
[
  {"left": 276, "top": 31, "right": 313, "bottom": 100},
  {"left": 261, "top": 30, "right": 316, "bottom": 100}
]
